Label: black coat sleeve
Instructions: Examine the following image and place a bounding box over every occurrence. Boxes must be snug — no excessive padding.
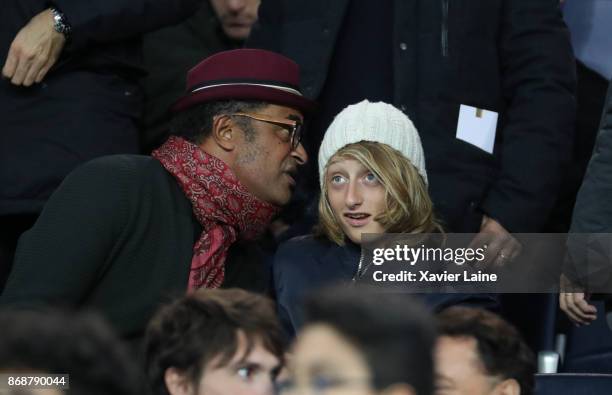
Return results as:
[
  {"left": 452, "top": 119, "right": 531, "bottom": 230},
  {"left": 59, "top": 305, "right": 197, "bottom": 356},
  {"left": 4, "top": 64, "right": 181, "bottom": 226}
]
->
[
  {"left": 480, "top": 0, "right": 576, "bottom": 232},
  {"left": 571, "top": 82, "right": 612, "bottom": 234},
  {"left": 272, "top": 241, "right": 300, "bottom": 339},
  {"left": 565, "top": 81, "right": 612, "bottom": 288},
  {"left": 272, "top": 237, "right": 318, "bottom": 339},
  {"left": 0, "top": 158, "right": 129, "bottom": 308},
  {"left": 51, "top": 0, "right": 203, "bottom": 51}
]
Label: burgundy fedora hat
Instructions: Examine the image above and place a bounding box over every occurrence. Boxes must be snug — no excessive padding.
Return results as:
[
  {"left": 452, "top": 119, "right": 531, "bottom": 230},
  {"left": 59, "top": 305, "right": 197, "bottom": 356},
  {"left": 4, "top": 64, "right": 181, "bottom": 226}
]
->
[{"left": 172, "top": 48, "right": 316, "bottom": 113}]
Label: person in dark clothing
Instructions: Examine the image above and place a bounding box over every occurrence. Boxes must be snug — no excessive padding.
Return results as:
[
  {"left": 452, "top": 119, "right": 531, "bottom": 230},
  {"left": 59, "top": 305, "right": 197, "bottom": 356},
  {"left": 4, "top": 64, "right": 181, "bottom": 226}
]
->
[
  {"left": 561, "top": 80, "right": 612, "bottom": 325},
  {"left": 247, "top": 0, "right": 576, "bottom": 262},
  {"left": 0, "top": 0, "right": 204, "bottom": 288},
  {"left": 141, "top": 0, "right": 261, "bottom": 153},
  {"left": 0, "top": 49, "right": 314, "bottom": 342},
  {"left": 273, "top": 101, "right": 497, "bottom": 338},
  {"left": 545, "top": 0, "right": 612, "bottom": 233}
]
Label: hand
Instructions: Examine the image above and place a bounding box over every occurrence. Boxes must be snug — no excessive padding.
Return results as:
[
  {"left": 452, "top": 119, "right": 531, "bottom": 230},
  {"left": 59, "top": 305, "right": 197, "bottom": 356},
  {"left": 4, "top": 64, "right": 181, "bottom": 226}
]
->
[
  {"left": 2, "top": 8, "right": 66, "bottom": 86},
  {"left": 469, "top": 215, "right": 522, "bottom": 268},
  {"left": 559, "top": 273, "right": 597, "bottom": 325}
]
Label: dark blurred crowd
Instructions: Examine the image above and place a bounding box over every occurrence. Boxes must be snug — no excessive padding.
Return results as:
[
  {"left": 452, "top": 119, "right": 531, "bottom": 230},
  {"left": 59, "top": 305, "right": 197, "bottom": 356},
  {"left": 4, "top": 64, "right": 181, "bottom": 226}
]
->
[{"left": 1, "top": 0, "right": 612, "bottom": 394}]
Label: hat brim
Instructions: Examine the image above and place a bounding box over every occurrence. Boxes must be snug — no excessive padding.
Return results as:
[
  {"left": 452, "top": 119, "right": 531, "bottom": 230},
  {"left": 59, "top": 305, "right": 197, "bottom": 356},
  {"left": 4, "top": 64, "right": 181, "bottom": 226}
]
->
[{"left": 171, "top": 85, "right": 317, "bottom": 114}]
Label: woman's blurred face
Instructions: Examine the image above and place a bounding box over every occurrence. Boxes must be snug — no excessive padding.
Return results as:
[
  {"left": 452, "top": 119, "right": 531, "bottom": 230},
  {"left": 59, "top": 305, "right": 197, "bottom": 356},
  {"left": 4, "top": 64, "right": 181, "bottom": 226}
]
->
[{"left": 326, "top": 157, "right": 386, "bottom": 244}]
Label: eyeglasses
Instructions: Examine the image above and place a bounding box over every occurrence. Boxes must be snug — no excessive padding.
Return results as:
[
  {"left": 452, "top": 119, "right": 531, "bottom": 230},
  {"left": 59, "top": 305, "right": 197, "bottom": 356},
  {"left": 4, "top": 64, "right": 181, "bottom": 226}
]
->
[{"left": 229, "top": 112, "right": 304, "bottom": 150}]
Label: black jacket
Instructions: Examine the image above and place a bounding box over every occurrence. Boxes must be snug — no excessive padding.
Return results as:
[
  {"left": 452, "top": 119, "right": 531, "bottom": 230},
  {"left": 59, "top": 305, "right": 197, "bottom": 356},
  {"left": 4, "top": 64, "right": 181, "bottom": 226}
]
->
[
  {"left": 248, "top": 0, "right": 576, "bottom": 232},
  {"left": 0, "top": 0, "right": 202, "bottom": 215},
  {"left": 273, "top": 235, "right": 499, "bottom": 338},
  {"left": 1, "top": 156, "right": 270, "bottom": 341},
  {"left": 566, "top": 81, "right": 612, "bottom": 290}
]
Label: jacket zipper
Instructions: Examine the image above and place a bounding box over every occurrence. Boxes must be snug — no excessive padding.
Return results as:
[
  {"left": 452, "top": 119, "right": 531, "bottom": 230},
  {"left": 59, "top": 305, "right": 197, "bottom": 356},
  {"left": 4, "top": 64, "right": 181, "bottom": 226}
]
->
[
  {"left": 441, "top": 0, "right": 449, "bottom": 57},
  {"left": 352, "top": 251, "right": 365, "bottom": 282}
]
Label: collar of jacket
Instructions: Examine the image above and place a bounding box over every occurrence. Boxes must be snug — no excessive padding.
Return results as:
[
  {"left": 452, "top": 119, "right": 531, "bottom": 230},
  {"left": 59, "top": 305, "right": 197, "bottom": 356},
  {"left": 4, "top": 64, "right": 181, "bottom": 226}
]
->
[{"left": 316, "top": 238, "right": 362, "bottom": 279}]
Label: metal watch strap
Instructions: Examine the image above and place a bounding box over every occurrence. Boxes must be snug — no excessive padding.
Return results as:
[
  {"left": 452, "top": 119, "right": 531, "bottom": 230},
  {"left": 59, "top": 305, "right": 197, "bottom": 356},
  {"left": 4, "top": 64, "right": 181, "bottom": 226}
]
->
[{"left": 51, "top": 7, "right": 72, "bottom": 39}]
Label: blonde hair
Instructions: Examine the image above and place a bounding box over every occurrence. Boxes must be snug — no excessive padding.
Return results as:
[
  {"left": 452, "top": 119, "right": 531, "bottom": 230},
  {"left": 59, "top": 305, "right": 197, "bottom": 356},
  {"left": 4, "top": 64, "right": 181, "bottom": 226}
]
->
[{"left": 317, "top": 141, "right": 441, "bottom": 245}]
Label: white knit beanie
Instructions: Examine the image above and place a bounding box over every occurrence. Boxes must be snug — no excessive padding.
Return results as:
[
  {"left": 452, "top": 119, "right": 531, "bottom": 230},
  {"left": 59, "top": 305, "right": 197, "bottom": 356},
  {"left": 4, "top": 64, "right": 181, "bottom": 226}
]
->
[{"left": 318, "top": 100, "right": 428, "bottom": 186}]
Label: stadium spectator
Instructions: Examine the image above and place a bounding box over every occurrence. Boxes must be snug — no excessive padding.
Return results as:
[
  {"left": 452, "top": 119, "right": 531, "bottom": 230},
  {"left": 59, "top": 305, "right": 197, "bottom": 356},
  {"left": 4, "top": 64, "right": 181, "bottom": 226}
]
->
[
  {"left": 0, "top": 309, "right": 142, "bottom": 395},
  {"left": 144, "top": 288, "right": 284, "bottom": 395},
  {"left": 561, "top": 80, "right": 612, "bottom": 324},
  {"left": 278, "top": 285, "right": 435, "bottom": 395},
  {"left": 545, "top": 0, "right": 612, "bottom": 232},
  {"left": 435, "top": 306, "right": 536, "bottom": 395},
  {"left": 0, "top": 49, "right": 313, "bottom": 342},
  {"left": 273, "top": 101, "right": 497, "bottom": 337},
  {"left": 142, "top": 0, "right": 261, "bottom": 152},
  {"left": 0, "top": 0, "right": 204, "bottom": 288}
]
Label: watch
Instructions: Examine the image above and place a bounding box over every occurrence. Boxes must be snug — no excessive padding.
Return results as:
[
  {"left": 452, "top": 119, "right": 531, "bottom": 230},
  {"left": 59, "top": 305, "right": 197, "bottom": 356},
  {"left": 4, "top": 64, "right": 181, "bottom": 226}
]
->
[{"left": 51, "top": 7, "right": 72, "bottom": 39}]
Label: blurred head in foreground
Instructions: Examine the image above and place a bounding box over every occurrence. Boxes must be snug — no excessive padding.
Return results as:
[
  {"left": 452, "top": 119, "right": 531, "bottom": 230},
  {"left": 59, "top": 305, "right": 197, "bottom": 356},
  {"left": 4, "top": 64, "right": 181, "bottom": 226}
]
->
[
  {"left": 0, "top": 309, "right": 140, "bottom": 395},
  {"left": 280, "top": 285, "right": 436, "bottom": 395},
  {"left": 144, "top": 288, "right": 285, "bottom": 395}
]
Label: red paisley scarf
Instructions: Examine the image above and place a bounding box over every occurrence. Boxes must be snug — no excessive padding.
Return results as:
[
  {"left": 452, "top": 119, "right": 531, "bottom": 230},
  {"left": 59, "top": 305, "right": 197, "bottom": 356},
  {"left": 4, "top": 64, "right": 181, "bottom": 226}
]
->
[{"left": 152, "top": 136, "right": 279, "bottom": 290}]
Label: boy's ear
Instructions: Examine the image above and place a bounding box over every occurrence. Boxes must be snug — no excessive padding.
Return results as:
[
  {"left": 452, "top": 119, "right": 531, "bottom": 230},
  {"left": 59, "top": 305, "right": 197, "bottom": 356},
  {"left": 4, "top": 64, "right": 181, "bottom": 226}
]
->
[
  {"left": 164, "top": 367, "right": 194, "bottom": 395},
  {"left": 492, "top": 378, "right": 521, "bottom": 395}
]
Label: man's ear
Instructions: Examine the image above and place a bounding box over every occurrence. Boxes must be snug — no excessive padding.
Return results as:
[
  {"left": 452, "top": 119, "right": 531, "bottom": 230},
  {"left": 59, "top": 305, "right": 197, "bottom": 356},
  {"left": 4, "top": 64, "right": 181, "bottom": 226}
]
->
[
  {"left": 380, "top": 383, "right": 416, "bottom": 395},
  {"left": 492, "top": 378, "right": 521, "bottom": 395},
  {"left": 210, "top": 114, "right": 238, "bottom": 151},
  {"left": 164, "top": 367, "right": 194, "bottom": 395}
]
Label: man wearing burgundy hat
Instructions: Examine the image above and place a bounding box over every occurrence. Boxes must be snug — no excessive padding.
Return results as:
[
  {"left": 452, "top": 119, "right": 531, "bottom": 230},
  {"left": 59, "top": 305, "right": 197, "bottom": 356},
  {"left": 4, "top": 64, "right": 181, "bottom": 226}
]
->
[{"left": 0, "top": 48, "right": 313, "bottom": 342}]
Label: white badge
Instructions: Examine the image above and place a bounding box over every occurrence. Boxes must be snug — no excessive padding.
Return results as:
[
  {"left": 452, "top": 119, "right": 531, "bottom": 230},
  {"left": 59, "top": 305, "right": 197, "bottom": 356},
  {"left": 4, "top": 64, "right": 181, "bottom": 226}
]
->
[{"left": 456, "top": 104, "right": 498, "bottom": 154}]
